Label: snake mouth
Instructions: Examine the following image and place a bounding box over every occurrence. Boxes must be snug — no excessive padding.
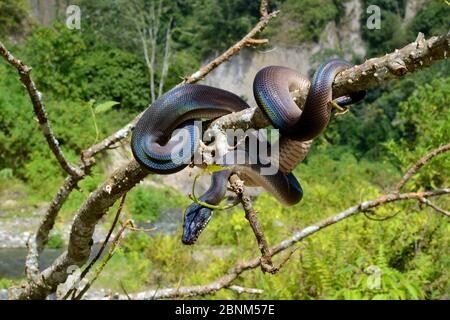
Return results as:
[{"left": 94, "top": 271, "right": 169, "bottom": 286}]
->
[{"left": 182, "top": 203, "right": 213, "bottom": 245}]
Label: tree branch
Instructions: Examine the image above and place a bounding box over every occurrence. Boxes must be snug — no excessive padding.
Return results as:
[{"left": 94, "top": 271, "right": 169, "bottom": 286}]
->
[
  {"left": 183, "top": 8, "right": 279, "bottom": 83},
  {"left": 9, "top": 160, "right": 149, "bottom": 300},
  {"left": 0, "top": 42, "right": 82, "bottom": 178},
  {"left": 418, "top": 197, "right": 450, "bottom": 217},
  {"left": 332, "top": 32, "right": 450, "bottom": 97},
  {"left": 395, "top": 142, "right": 450, "bottom": 192},
  {"left": 229, "top": 174, "right": 278, "bottom": 274}
]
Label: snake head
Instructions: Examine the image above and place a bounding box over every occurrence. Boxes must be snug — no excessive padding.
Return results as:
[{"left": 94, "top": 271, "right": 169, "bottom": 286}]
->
[{"left": 182, "top": 203, "right": 213, "bottom": 245}]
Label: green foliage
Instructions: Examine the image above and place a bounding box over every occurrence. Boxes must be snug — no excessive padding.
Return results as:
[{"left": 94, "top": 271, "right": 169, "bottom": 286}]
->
[
  {"left": 20, "top": 24, "right": 148, "bottom": 110},
  {"left": 0, "top": 278, "right": 14, "bottom": 289},
  {"left": 288, "top": 0, "right": 339, "bottom": 42},
  {"left": 179, "top": 0, "right": 260, "bottom": 58},
  {"left": 361, "top": 0, "right": 408, "bottom": 56},
  {"left": 271, "top": 0, "right": 346, "bottom": 44},
  {"left": 73, "top": 49, "right": 149, "bottom": 110},
  {"left": 94, "top": 101, "right": 120, "bottom": 114},
  {"left": 47, "top": 231, "right": 65, "bottom": 249},
  {"left": 0, "top": 0, "right": 31, "bottom": 38},
  {"left": 386, "top": 77, "right": 450, "bottom": 190},
  {"left": 128, "top": 185, "right": 189, "bottom": 222},
  {"left": 20, "top": 24, "right": 87, "bottom": 98},
  {"left": 410, "top": 1, "right": 450, "bottom": 38}
]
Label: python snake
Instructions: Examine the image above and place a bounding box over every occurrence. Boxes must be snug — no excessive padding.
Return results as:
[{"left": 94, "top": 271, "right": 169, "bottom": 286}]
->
[{"left": 131, "top": 59, "right": 365, "bottom": 244}]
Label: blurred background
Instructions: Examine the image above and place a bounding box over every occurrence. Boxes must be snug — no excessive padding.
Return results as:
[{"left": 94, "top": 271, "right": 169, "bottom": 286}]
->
[{"left": 0, "top": 0, "right": 449, "bottom": 299}]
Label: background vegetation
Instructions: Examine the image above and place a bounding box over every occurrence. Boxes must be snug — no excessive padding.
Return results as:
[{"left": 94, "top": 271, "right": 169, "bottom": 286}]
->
[{"left": 0, "top": 0, "right": 448, "bottom": 299}]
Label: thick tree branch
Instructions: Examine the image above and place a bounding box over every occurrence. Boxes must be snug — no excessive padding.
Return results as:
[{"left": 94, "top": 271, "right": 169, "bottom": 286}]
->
[
  {"left": 333, "top": 32, "right": 450, "bottom": 97},
  {"left": 9, "top": 160, "right": 149, "bottom": 300}
]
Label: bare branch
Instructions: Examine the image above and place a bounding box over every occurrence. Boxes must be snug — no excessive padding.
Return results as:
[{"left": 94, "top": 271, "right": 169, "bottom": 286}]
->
[
  {"left": 419, "top": 197, "right": 450, "bottom": 217},
  {"left": 332, "top": 32, "right": 450, "bottom": 98},
  {"left": 0, "top": 42, "right": 82, "bottom": 178},
  {"left": 229, "top": 174, "right": 278, "bottom": 274},
  {"left": 82, "top": 117, "right": 140, "bottom": 161},
  {"left": 80, "top": 194, "right": 127, "bottom": 280},
  {"left": 184, "top": 10, "right": 279, "bottom": 83},
  {"left": 396, "top": 142, "right": 450, "bottom": 192},
  {"left": 228, "top": 285, "right": 264, "bottom": 295},
  {"left": 260, "top": 0, "right": 269, "bottom": 17},
  {"left": 72, "top": 218, "right": 131, "bottom": 300}
]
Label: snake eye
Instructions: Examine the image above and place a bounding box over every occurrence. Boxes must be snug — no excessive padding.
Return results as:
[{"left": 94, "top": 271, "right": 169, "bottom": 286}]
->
[{"left": 182, "top": 203, "right": 213, "bottom": 245}]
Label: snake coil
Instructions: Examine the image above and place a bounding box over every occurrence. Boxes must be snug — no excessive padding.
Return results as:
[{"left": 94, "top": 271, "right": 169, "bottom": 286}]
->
[{"left": 131, "top": 59, "right": 365, "bottom": 244}]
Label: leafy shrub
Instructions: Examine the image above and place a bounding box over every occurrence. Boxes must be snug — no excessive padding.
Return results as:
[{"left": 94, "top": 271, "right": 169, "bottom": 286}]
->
[
  {"left": 272, "top": 0, "right": 345, "bottom": 44},
  {"left": 386, "top": 77, "right": 450, "bottom": 190},
  {"left": 410, "top": 1, "right": 450, "bottom": 38},
  {"left": 21, "top": 23, "right": 149, "bottom": 111},
  {"left": 0, "top": 0, "right": 31, "bottom": 38},
  {"left": 128, "top": 185, "right": 189, "bottom": 222},
  {"left": 47, "top": 231, "right": 65, "bottom": 249}
]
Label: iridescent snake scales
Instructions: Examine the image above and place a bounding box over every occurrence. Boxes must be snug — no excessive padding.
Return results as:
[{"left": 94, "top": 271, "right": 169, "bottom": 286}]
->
[{"left": 131, "top": 59, "right": 365, "bottom": 244}]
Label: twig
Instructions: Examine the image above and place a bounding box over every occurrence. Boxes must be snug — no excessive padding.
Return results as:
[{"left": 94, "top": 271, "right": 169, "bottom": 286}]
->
[
  {"left": 395, "top": 142, "right": 450, "bottom": 192},
  {"left": 228, "top": 285, "right": 263, "bottom": 295},
  {"left": 419, "top": 197, "right": 450, "bottom": 217},
  {"left": 183, "top": 4, "right": 278, "bottom": 83},
  {"left": 73, "top": 219, "right": 132, "bottom": 300},
  {"left": 229, "top": 175, "right": 277, "bottom": 274},
  {"left": 260, "top": 0, "right": 269, "bottom": 17},
  {"left": 190, "top": 171, "right": 240, "bottom": 210}
]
